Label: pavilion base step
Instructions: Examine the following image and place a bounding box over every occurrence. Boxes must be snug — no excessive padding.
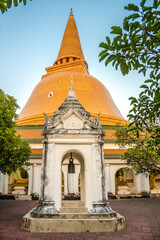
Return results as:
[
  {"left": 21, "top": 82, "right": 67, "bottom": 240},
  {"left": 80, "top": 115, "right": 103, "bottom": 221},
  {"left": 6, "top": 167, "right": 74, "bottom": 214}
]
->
[
  {"left": 22, "top": 209, "right": 125, "bottom": 232},
  {"left": 61, "top": 200, "right": 85, "bottom": 207},
  {"left": 60, "top": 207, "right": 88, "bottom": 213}
]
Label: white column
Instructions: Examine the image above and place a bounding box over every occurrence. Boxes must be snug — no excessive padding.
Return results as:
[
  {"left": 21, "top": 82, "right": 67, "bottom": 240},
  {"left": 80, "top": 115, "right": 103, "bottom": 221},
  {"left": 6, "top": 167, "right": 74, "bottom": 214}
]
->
[
  {"left": 32, "top": 141, "right": 59, "bottom": 216},
  {"left": 0, "top": 172, "right": 3, "bottom": 193},
  {"left": 0, "top": 173, "right": 8, "bottom": 194},
  {"left": 105, "top": 163, "right": 111, "bottom": 194},
  {"left": 28, "top": 166, "right": 33, "bottom": 195},
  {"left": 75, "top": 165, "right": 80, "bottom": 195},
  {"left": 91, "top": 144, "right": 102, "bottom": 202},
  {"left": 63, "top": 165, "right": 68, "bottom": 195},
  {"left": 42, "top": 143, "right": 56, "bottom": 201},
  {"left": 140, "top": 174, "right": 150, "bottom": 193},
  {"left": 37, "top": 165, "right": 41, "bottom": 194},
  {"left": 53, "top": 144, "right": 62, "bottom": 211},
  {"left": 134, "top": 174, "right": 141, "bottom": 194},
  {"left": 91, "top": 143, "right": 106, "bottom": 202},
  {"left": 81, "top": 160, "right": 85, "bottom": 202},
  {"left": 4, "top": 175, "right": 8, "bottom": 194},
  {"left": 109, "top": 167, "right": 116, "bottom": 195},
  {"left": 32, "top": 164, "right": 39, "bottom": 194}
]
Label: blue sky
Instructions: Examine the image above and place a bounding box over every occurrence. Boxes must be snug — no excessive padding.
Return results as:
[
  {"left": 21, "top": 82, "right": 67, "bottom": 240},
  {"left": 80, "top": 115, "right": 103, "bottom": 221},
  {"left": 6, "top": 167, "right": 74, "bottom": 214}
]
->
[{"left": 0, "top": 0, "right": 147, "bottom": 119}]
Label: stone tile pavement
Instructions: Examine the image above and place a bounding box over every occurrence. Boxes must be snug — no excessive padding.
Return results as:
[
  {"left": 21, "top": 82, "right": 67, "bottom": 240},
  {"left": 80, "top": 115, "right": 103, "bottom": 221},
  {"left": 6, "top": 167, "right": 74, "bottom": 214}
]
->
[{"left": 0, "top": 198, "right": 160, "bottom": 240}]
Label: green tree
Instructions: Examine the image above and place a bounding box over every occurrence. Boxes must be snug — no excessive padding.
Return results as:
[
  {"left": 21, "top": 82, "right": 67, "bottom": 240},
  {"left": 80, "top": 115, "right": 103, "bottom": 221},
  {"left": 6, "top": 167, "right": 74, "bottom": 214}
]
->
[
  {"left": 115, "top": 124, "right": 160, "bottom": 175},
  {"left": 0, "top": 89, "right": 31, "bottom": 175},
  {"left": 99, "top": 0, "right": 160, "bottom": 175},
  {"left": 0, "top": 0, "right": 32, "bottom": 13}
]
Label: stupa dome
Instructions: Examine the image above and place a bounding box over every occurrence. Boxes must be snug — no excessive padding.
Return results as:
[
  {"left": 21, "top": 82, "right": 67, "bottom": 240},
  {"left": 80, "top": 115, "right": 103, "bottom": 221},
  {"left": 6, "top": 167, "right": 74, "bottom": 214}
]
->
[{"left": 17, "top": 11, "right": 127, "bottom": 126}]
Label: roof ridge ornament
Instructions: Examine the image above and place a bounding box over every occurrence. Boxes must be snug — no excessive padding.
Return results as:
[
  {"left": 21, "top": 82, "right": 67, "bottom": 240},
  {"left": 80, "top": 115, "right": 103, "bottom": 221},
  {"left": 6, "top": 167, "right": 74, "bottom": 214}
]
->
[{"left": 68, "top": 76, "right": 76, "bottom": 98}]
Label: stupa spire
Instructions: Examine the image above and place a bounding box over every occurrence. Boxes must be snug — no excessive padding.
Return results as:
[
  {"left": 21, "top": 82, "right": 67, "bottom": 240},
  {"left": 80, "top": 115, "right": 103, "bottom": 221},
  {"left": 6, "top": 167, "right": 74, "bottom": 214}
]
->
[{"left": 54, "top": 9, "right": 87, "bottom": 66}]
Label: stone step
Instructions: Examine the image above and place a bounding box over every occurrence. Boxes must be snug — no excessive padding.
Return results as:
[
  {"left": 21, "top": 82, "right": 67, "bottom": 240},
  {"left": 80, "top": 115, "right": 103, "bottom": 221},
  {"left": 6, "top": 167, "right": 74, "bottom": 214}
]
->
[
  {"left": 52, "top": 213, "right": 116, "bottom": 219},
  {"left": 30, "top": 207, "right": 117, "bottom": 219},
  {"left": 60, "top": 207, "right": 88, "bottom": 213},
  {"left": 61, "top": 200, "right": 85, "bottom": 207}
]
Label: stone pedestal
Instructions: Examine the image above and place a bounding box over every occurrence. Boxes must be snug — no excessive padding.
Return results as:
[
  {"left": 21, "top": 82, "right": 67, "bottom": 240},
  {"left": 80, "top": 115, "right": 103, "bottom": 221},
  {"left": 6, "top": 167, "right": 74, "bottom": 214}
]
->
[
  {"left": 117, "top": 186, "right": 130, "bottom": 195},
  {"left": 31, "top": 201, "right": 59, "bottom": 217},
  {"left": 12, "top": 186, "right": 26, "bottom": 195},
  {"left": 89, "top": 201, "right": 114, "bottom": 214},
  {"left": 151, "top": 189, "right": 160, "bottom": 194}
]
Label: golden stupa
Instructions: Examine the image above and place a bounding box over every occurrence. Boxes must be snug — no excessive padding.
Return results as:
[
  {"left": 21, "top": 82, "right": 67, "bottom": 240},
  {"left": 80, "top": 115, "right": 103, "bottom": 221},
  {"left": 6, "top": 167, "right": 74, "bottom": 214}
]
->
[{"left": 16, "top": 10, "right": 127, "bottom": 126}]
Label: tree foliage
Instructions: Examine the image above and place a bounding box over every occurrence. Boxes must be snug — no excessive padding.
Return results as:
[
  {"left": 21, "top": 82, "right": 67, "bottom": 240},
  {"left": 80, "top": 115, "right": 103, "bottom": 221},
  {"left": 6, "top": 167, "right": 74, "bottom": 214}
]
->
[
  {"left": 99, "top": 0, "right": 160, "bottom": 129},
  {"left": 0, "top": 89, "right": 31, "bottom": 175},
  {"left": 99, "top": 0, "right": 160, "bottom": 175},
  {"left": 115, "top": 124, "right": 160, "bottom": 175},
  {"left": 0, "top": 0, "right": 32, "bottom": 13}
]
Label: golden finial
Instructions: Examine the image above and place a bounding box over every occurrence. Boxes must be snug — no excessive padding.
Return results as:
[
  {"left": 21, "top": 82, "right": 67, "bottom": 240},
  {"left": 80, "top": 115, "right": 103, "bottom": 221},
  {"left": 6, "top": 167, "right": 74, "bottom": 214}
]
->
[{"left": 70, "top": 8, "right": 73, "bottom": 15}]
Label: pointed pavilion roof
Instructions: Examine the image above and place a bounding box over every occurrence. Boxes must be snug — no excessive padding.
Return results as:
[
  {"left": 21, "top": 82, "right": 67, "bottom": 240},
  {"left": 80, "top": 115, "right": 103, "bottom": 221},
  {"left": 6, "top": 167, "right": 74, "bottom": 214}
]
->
[{"left": 53, "top": 76, "right": 90, "bottom": 117}]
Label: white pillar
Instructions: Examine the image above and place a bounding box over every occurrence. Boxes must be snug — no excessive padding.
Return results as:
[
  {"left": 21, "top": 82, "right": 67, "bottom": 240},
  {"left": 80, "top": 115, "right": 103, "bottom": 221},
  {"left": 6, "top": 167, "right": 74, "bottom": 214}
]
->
[
  {"left": 32, "top": 164, "right": 39, "bottom": 194},
  {"left": 140, "top": 174, "right": 150, "bottom": 193},
  {"left": 0, "top": 172, "right": 3, "bottom": 193},
  {"left": 75, "top": 165, "right": 80, "bottom": 194},
  {"left": 28, "top": 166, "right": 33, "bottom": 195},
  {"left": 91, "top": 143, "right": 106, "bottom": 203},
  {"left": 63, "top": 165, "right": 68, "bottom": 195},
  {"left": 3, "top": 174, "right": 8, "bottom": 194},
  {"left": 0, "top": 173, "right": 8, "bottom": 194},
  {"left": 134, "top": 174, "right": 141, "bottom": 194},
  {"left": 105, "top": 163, "right": 111, "bottom": 194},
  {"left": 91, "top": 144, "right": 103, "bottom": 202},
  {"left": 31, "top": 142, "right": 59, "bottom": 216},
  {"left": 80, "top": 160, "right": 85, "bottom": 202},
  {"left": 41, "top": 143, "right": 56, "bottom": 201},
  {"left": 37, "top": 165, "right": 41, "bottom": 194},
  {"left": 109, "top": 167, "right": 115, "bottom": 195}
]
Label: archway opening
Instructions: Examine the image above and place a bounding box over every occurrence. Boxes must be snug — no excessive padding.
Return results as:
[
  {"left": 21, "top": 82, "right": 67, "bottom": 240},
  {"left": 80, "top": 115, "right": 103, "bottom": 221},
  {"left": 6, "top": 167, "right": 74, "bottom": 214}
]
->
[
  {"left": 61, "top": 151, "right": 85, "bottom": 202},
  {"left": 115, "top": 168, "right": 136, "bottom": 195}
]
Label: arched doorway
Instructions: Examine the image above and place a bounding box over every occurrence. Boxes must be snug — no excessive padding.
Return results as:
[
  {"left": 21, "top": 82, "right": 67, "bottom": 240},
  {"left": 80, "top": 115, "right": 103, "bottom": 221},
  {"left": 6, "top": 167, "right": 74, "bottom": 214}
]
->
[
  {"left": 61, "top": 151, "right": 85, "bottom": 202},
  {"left": 8, "top": 168, "right": 29, "bottom": 195},
  {"left": 115, "top": 168, "right": 136, "bottom": 195}
]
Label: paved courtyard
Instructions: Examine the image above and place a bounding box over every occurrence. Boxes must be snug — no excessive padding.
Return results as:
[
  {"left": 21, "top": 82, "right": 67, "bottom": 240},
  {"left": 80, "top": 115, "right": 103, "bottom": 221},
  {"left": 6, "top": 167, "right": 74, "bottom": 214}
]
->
[{"left": 0, "top": 198, "right": 160, "bottom": 240}]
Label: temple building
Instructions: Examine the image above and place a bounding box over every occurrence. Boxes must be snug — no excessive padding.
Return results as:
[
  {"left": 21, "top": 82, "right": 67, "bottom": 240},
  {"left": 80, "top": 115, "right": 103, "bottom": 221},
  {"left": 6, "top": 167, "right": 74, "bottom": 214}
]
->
[{"left": 0, "top": 10, "right": 160, "bottom": 198}]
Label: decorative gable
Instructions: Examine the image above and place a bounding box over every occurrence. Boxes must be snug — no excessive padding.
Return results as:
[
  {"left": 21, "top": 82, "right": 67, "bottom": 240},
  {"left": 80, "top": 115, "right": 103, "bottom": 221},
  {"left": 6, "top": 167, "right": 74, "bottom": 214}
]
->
[{"left": 63, "top": 112, "right": 83, "bottom": 129}]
